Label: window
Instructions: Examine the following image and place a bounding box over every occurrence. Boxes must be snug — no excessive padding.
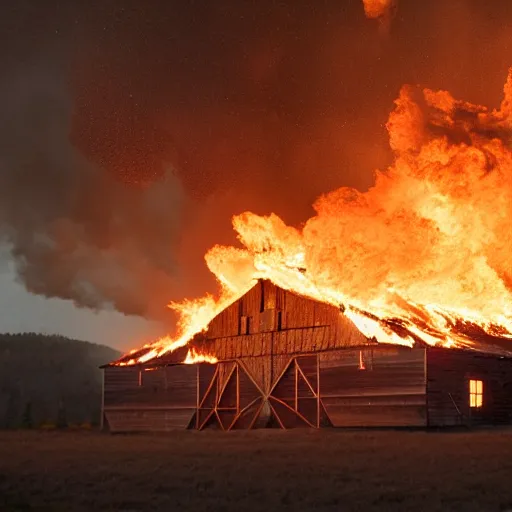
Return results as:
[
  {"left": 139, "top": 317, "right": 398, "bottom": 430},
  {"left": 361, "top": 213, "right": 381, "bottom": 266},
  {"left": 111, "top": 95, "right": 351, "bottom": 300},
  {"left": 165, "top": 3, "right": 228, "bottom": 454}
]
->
[{"left": 469, "top": 379, "right": 483, "bottom": 408}]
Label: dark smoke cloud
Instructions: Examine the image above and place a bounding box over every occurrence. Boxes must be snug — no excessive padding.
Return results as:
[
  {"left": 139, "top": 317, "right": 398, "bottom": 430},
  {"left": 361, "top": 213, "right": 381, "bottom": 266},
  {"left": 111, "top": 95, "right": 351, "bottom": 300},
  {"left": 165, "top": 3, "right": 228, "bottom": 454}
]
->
[
  {"left": 0, "top": 55, "right": 187, "bottom": 320},
  {"left": 0, "top": 0, "right": 511, "bottom": 324}
]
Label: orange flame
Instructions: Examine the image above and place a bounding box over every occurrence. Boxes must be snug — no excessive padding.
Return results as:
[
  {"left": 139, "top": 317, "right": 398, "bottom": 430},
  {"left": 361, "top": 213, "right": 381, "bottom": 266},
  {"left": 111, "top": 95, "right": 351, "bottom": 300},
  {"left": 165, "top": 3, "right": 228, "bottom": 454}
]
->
[
  {"left": 117, "top": 69, "right": 512, "bottom": 365},
  {"left": 184, "top": 348, "right": 218, "bottom": 365}
]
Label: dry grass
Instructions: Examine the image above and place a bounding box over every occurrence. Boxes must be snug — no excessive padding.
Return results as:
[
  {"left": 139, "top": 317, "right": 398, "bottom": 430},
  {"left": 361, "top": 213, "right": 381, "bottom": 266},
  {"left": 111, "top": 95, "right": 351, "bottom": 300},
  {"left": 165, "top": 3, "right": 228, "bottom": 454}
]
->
[{"left": 1, "top": 429, "right": 512, "bottom": 511}]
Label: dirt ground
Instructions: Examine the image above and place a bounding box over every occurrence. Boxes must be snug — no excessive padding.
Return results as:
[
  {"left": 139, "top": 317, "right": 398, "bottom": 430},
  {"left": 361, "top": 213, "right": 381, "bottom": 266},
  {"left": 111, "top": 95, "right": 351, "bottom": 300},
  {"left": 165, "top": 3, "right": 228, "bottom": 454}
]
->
[{"left": 1, "top": 429, "right": 512, "bottom": 512}]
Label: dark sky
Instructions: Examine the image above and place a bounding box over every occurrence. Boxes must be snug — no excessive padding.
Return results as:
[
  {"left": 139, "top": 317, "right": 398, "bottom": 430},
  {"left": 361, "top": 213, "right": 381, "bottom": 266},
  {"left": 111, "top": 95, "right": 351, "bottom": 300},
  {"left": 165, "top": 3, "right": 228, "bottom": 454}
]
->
[{"left": 0, "top": 0, "right": 510, "bottom": 349}]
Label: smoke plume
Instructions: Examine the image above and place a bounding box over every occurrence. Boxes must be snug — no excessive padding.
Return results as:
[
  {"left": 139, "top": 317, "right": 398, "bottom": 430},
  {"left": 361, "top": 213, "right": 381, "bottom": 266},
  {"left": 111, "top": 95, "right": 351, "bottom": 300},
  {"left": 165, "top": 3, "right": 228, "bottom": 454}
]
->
[
  {"left": 0, "top": 1, "right": 511, "bottom": 325},
  {"left": 0, "top": 58, "right": 187, "bottom": 320}
]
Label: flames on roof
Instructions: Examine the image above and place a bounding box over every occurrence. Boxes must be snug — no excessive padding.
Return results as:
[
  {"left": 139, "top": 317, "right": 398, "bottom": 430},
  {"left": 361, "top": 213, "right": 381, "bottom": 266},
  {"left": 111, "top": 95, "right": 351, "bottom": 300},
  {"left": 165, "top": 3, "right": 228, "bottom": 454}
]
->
[{"left": 112, "top": 68, "right": 512, "bottom": 367}]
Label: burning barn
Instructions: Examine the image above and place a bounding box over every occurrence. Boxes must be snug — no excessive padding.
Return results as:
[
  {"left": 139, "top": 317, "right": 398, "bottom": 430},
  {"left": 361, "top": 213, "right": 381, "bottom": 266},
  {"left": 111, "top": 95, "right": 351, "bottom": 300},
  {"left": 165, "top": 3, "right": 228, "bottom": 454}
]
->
[
  {"left": 101, "top": 280, "right": 512, "bottom": 432},
  {"left": 101, "top": 70, "right": 512, "bottom": 432}
]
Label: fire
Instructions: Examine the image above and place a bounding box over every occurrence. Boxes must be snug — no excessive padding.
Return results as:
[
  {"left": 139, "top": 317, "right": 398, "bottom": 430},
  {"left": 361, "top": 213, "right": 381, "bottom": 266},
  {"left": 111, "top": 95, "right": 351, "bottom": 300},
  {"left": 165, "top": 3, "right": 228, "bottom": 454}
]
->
[
  {"left": 184, "top": 348, "right": 218, "bottom": 365},
  {"left": 117, "top": 69, "right": 512, "bottom": 365}
]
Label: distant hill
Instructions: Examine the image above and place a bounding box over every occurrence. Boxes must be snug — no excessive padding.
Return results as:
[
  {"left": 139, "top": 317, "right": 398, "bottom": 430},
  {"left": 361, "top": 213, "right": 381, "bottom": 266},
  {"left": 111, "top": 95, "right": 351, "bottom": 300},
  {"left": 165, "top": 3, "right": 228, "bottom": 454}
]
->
[{"left": 0, "top": 333, "right": 121, "bottom": 428}]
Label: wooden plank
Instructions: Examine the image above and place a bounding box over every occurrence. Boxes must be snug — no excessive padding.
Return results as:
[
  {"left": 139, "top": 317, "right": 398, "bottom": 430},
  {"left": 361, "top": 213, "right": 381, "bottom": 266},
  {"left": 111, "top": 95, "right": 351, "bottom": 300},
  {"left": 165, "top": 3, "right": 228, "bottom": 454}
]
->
[
  {"left": 321, "top": 400, "right": 427, "bottom": 427},
  {"left": 272, "top": 354, "right": 292, "bottom": 389},
  {"left": 271, "top": 362, "right": 296, "bottom": 401},
  {"left": 218, "top": 368, "right": 237, "bottom": 409},
  {"left": 296, "top": 355, "right": 318, "bottom": 394},
  {"left": 318, "top": 347, "right": 427, "bottom": 427},
  {"left": 105, "top": 408, "right": 195, "bottom": 432},
  {"left": 104, "top": 366, "right": 140, "bottom": 390},
  {"left": 217, "top": 362, "right": 235, "bottom": 398},
  {"left": 238, "top": 360, "right": 265, "bottom": 399}
]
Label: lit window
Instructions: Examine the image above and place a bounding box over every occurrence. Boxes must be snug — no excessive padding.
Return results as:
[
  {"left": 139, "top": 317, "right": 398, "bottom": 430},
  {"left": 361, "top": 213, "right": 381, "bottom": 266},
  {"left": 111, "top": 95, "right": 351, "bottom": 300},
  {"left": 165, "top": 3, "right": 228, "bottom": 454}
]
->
[{"left": 469, "top": 379, "right": 483, "bottom": 408}]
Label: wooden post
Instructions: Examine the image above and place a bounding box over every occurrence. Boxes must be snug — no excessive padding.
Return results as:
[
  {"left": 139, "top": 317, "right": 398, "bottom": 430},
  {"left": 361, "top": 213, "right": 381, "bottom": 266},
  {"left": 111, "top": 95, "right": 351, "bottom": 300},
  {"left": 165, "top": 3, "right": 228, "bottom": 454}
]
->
[
  {"left": 196, "top": 364, "right": 200, "bottom": 430},
  {"left": 316, "top": 354, "right": 320, "bottom": 428},
  {"left": 424, "top": 347, "right": 429, "bottom": 427},
  {"left": 294, "top": 358, "right": 298, "bottom": 411},
  {"left": 270, "top": 332, "right": 274, "bottom": 392},
  {"left": 236, "top": 363, "right": 240, "bottom": 414}
]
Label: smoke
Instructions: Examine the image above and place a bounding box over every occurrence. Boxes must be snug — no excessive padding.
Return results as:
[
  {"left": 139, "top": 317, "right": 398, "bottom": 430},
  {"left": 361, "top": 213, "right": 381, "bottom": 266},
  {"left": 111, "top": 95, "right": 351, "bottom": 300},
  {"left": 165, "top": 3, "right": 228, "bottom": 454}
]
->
[
  {"left": 0, "top": 57, "right": 188, "bottom": 320},
  {"left": 0, "top": 1, "right": 511, "bottom": 324}
]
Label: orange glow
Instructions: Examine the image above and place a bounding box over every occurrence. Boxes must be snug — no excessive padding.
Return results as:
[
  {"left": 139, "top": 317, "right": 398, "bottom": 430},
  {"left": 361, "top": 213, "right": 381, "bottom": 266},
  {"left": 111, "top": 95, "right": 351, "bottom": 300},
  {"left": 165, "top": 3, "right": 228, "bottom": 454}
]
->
[
  {"left": 362, "top": 0, "right": 395, "bottom": 20},
  {"left": 116, "top": 69, "right": 512, "bottom": 366},
  {"left": 184, "top": 348, "right": 218, "bottom": 365},
  {"left": 469, "top": 379, "right": 483, "bottom": 408}
]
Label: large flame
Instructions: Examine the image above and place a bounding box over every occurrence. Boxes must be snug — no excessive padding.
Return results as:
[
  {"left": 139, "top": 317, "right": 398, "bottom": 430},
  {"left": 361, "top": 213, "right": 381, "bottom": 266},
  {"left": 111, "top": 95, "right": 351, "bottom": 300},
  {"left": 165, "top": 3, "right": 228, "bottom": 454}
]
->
[{"left": 117, "top": 69, "right": 512, "bottom": 365}]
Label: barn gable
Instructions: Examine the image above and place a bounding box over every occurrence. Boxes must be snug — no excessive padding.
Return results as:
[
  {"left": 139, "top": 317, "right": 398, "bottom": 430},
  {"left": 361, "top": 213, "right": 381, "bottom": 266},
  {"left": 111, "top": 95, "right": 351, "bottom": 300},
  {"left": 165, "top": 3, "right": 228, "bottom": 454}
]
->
[{"left": 189, "top": 279, "right": 369, "bottom": 360}]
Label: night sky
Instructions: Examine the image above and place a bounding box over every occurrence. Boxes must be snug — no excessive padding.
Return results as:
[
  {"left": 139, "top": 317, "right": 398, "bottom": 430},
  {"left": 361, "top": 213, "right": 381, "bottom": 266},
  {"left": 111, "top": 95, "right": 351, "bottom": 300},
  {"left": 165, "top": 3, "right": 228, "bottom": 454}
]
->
[{"left": 0, "top": 0, "right": 510, "bottom": 350}]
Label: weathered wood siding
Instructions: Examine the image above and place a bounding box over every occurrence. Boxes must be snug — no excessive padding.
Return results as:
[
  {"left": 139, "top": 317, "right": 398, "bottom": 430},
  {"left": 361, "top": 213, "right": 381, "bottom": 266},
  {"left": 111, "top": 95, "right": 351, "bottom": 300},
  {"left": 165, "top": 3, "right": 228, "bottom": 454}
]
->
[
  {"left": 103, "top": 365, "right": 198, "bottom": 433},
  {"left": 195, "top": 347, "right": 428, "bottom": 430},
  {"left": 319, "top": 347, "right": 427, "bottom": 427},
  {"left": 103, "top": 346, "right": 512, "bottom": 431},
  {"left": 426, "top": 348, "right": 512, "bottom": 427},
  {"left": 192, "top": 279, "right": 368, "bottom": 360}
]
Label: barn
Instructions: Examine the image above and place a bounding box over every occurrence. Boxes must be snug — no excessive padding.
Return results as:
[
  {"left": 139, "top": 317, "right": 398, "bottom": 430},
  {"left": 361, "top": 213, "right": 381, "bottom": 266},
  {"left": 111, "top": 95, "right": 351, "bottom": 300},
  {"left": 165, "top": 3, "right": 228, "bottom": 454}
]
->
[{"left": 101, "top": 280, "right": 512, "bottom": 432}]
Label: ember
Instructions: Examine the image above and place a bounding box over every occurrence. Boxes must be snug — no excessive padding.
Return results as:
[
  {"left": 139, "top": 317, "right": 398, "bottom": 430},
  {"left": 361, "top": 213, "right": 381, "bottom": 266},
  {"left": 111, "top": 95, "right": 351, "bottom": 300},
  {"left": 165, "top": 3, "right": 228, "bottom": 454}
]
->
[{"left": 115, "top": 69, "right": 512, "bottom": 366}]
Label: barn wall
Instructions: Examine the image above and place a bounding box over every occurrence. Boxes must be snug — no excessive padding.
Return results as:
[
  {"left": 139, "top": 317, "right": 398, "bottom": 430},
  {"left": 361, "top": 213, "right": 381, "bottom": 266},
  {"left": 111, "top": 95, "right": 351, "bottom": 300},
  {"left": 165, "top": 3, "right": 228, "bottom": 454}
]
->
[
  {"left": 319, "top": 347, "right": 427, "bottom": 427},
  {"left": 194, "top": 346, "right": 428, "bottom": 430},
  {"left": 103, "top": 346, "right": 431, "bottom": 432},
  {"left": 104, "top": 346, "right": 512, "bottom": 431},
  {"left": 193, "top": 280, "right": 368, "bottom": 360},
  {"left": 426, "top": 349, "right": 512, "bottom": 427},
  {"left": 103, "top": 365, "right": 199, "bottom": 433}
]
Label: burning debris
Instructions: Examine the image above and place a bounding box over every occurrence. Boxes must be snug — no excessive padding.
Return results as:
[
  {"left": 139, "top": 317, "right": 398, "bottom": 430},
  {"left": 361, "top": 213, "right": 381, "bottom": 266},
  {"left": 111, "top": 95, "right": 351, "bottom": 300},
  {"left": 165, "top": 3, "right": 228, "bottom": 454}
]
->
[{"left": 115, "top": 69, "right": 512, "bottom": 366}]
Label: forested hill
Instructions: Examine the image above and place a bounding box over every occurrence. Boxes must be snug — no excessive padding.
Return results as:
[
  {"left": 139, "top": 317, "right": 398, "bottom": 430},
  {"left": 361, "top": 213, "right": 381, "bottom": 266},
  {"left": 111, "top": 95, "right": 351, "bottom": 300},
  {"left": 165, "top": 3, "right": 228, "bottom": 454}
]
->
[{"left": 0, "top": 333, "right": 121, "bottom": 428}]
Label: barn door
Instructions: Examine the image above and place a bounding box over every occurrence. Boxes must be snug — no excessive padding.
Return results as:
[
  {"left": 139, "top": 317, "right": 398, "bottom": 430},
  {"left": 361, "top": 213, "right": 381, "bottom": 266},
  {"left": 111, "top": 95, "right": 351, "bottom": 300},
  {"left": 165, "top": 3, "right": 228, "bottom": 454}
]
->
[
  {"left": 195, "top": 354, "right": 324, "bottom": 430},
  {"left": 268, "top": 355, "right": 322, "bottom": 428}
]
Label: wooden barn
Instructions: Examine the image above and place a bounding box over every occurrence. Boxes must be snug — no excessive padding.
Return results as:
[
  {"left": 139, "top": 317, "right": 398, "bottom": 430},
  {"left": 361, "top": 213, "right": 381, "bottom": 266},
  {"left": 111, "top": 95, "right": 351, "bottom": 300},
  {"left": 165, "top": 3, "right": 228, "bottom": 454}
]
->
[{"left": 102, "top": 280, "right": 512, "bottom": 432}]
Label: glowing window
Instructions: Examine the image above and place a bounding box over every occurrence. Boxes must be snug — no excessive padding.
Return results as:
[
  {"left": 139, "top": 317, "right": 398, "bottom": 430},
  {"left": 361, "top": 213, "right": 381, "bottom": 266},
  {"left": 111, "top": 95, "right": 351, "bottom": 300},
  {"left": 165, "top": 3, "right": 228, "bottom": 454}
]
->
[{"left": 469, "top": 379, "right": 483, "bottom": 408}]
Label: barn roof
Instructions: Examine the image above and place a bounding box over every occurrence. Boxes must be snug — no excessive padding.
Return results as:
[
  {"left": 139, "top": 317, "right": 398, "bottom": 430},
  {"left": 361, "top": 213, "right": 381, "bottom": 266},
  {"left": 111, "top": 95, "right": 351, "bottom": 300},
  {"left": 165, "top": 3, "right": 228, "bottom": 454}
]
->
[{"left": 105, "top": 279, "right": 512, "bottom": 367}]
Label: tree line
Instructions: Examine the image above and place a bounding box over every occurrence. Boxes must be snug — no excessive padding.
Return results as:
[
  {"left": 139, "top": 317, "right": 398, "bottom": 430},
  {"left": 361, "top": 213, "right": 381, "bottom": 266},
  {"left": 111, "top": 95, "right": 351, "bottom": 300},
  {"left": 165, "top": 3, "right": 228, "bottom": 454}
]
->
[{"left": 0, "top": 333, "right": 120, "bottom": 429}]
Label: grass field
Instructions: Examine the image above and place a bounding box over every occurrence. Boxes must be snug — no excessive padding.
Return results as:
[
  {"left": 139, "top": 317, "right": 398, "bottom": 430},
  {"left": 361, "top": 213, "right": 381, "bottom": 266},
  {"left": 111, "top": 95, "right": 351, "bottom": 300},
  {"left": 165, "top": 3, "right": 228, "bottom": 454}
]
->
[{"left": 1, "top": 429, "right": 512, "bottom": 511}]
